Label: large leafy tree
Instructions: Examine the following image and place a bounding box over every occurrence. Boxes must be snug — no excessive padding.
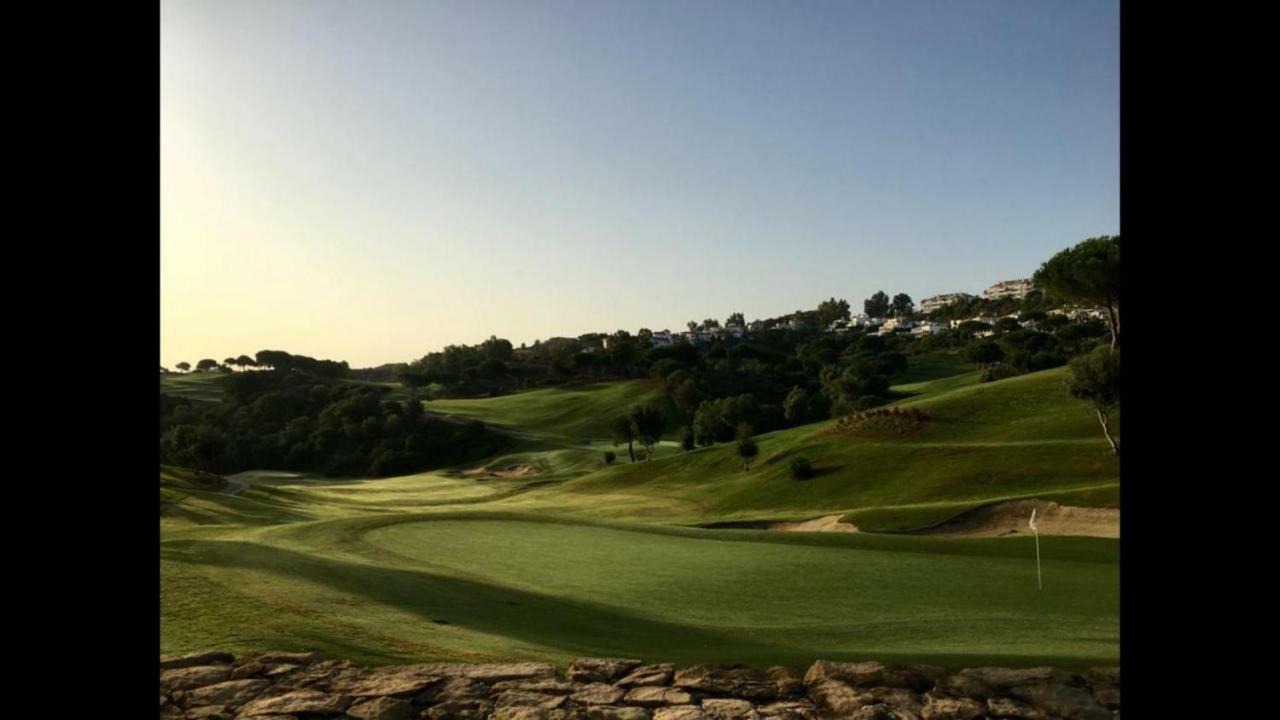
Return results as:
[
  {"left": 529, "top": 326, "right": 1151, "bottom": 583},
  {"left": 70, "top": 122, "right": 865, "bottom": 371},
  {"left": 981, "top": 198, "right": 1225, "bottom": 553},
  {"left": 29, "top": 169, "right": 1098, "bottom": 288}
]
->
[
  {"left": 864, "top": 291, "right": 890, "bottom": 318},
  {"left": 1034, "top": 235, "right": 1121, "bottom": 348},
  {"left": 965, "top": 340, "right": 1004, "bottom": 369},
  {"left": 816, "top": 298, "right": 851, "bottom": 328},
  {"left": 1066, "top": 346, "right": 1120, "bottom": 455},
  {"left": 628, "top": 403, "right": 666, "bottom": 461},
  {"left": 396, "top": 364, "right": 430, "bottom": 400},
  {"left": 610, "top": 414, "right": 636, "bottom": 462},
  {"left": 783, "top": 386, "right": 812, "bottom": 426},
  {"left": 726, "top": 312, "right": 745, "bottom": 327},
  {"left": 175, "top": 362, "right": 191, "bottom": 373},
  {"left": 196, "top": 358, "right": 219, "bottom": 372},
  {"left": 891, "top": 293, "right": 914, "bottom": 318}
]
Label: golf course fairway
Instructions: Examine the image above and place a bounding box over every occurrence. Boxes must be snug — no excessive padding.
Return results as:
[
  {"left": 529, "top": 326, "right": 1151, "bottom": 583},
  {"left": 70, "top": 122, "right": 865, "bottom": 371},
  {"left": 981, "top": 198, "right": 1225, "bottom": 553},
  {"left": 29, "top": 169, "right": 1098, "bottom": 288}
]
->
[{"left": 162, "top": 511, "right": 1117, "bottom": 670}]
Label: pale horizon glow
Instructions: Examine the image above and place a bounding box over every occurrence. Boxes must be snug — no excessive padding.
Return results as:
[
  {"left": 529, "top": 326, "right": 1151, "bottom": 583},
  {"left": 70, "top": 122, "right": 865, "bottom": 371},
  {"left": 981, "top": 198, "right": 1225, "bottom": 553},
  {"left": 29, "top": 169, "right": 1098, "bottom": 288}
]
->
[{"left": 161, "top": 0, "right": 1118, "bottom": 369}]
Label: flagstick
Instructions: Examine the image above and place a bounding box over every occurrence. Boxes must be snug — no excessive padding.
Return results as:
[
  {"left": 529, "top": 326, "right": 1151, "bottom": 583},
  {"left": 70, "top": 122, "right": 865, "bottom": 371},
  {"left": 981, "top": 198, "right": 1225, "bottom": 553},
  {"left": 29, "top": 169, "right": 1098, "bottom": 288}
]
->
[
  {"left": 1030, "top": 508, "right": 1042, "bottom": 591},
  {"left": 1034, "top": 527, "right": 1042, "bottom": 591}
]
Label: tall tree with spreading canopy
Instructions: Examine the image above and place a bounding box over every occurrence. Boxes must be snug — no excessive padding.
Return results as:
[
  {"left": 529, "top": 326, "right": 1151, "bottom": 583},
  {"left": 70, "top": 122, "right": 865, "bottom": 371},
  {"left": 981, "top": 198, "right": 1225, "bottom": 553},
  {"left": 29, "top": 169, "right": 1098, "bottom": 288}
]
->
[
  {"left": 235, "top": 355, "right": 256, "bottom": 370},
  {"left": 1034, "top": 235, "right": 1121, "bottom": 348},
  {"left": 726, "top": 312, "right": 745, "bottom": 327},
  {"left": 1066, "top": 346, "right": 1121, "bottom": 455},
  {"left": 865, "top": 291, "right": 890, "bottom": 318},
  {"left": 610, "top": 414, "right": 636, "bottom": 463},
  {"left": 176, "top": 362, "right": 191, "bottom": 373},
  {"left": 891, "top": 293, "right": 914, "bottom": 318},
  {"left": 628, "top": 403, "right": 666, "bottom": 461},
  {"left": 783, "top": 386, "right": 814, "bottom": 426},
  {"left": 196, "top": 358, "right": 218, "bottom": 372},
  {"left": 816, "top": 297, "right": 851, "bottom": 328},
  {"left": 396, "top": 364, "right": 430, "bottom": 400}
]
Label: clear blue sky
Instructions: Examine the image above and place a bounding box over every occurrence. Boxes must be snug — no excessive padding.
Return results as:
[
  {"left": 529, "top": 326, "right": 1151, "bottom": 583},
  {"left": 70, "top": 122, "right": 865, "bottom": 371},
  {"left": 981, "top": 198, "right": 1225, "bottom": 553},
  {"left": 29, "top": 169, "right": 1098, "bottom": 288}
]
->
[{"left": 162, "top": 0, "right": 1118, "bottom": 368}]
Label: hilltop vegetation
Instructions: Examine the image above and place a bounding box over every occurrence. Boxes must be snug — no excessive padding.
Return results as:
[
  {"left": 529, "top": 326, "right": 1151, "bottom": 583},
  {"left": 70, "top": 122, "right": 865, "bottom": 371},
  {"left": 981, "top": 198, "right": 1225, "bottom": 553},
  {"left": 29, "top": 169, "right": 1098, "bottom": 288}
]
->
[{"left": 161, "top": 367, "right": 510, "bottom": 478}]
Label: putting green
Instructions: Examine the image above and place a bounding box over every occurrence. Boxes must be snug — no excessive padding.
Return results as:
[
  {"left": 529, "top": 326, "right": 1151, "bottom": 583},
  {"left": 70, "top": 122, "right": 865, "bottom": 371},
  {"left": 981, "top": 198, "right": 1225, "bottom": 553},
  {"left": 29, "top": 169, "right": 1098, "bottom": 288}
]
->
[{"left": 162, "top": 513, "right": 1117, "bottom": 669}]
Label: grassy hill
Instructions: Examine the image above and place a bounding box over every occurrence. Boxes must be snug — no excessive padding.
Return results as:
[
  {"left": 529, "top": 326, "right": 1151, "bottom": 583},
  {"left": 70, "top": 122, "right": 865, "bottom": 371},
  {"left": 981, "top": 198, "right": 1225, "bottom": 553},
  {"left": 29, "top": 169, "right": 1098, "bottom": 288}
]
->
[
  {"left": 160, "top": 372, "right": 229, "bottom": 403},
  {"left": 161, "top": 360, "right": 1119, "bottom": 671},
  {"left": 491, "top": 366, "right": 1118, "bottom": 531},
  {"left": 429, "top": 379, "right": 670, "bottom": 442}
]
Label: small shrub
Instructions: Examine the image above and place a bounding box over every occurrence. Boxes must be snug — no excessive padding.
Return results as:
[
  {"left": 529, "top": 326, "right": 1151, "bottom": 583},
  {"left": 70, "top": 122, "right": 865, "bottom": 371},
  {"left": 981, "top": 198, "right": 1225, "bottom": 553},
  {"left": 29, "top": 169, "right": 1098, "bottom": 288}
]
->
[
  {"left": 790, "top": 457, "right": 815, "bottom": 480},
  {"left": 981, "top": 364, "right": 1021, "bottom": 383},
  {"left": 603, "top": 450, "right": 616, "bottom": 465}
]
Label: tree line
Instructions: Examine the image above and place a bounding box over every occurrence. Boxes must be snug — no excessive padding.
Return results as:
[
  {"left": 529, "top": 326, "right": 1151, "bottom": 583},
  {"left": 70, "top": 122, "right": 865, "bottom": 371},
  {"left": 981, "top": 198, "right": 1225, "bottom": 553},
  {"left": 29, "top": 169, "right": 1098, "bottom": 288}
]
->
[{"left": 160, "top": 361, "right": 509, "bottom": 477}]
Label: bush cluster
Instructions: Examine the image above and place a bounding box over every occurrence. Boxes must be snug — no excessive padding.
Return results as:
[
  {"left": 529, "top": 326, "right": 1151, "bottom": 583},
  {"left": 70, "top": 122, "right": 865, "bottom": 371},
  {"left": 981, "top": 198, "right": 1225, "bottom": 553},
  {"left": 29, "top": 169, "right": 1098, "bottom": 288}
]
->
[
  {"left": 789, "top": 456, "right": 815, "bottom": 480},
  {"left": 834, "top": 406, "right": 932, "bottom": 436}
]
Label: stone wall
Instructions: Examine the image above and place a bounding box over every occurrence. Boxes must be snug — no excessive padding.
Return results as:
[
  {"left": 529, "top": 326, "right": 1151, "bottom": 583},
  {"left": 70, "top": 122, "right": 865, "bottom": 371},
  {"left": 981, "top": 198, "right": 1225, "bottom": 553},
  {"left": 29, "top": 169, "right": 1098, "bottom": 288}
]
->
[{"left": 159, "top": 652, "right": 1119, "bottom": 720}]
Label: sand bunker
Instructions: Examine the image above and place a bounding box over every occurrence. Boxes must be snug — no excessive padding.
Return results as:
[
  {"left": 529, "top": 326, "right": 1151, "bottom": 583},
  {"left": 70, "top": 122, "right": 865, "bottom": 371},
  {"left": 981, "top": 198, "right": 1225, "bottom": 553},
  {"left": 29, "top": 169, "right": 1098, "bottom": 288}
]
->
[
  {"left": 769, "top": 514, "right": 860, "bottom": 533},
  {"left": 704, "top": 514, "right": 860, "bottom": 533},
  {"left": 463, "top": 464, "right": 541, "bottom": 479},
  {"left": 914, "top": 499, "right": 1118, "bottom": 538}
]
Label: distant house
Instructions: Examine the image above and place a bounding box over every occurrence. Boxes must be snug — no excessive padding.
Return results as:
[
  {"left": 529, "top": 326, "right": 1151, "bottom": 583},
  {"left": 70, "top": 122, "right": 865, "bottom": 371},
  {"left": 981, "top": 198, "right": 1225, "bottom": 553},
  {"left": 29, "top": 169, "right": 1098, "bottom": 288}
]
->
[
  {"left": 878, "top": 318, "right": 917, "bottom": 335},
  {"left": 982, "top": 278, "right": 1035, "bottom": 300},
  {"left": 724, "top": 324, "right": 744, "bottom": 338},
  {"left": 919, "top": 292, "right": 975, "bottom": 314},
  {"left": 650, "top": 330, "right": 674, "bottom": 348},
  {"left": 748, "top": 320, "right": 765, "bottom": 332},
  {"left": 912, "top": 321, "right": 948, "bottom": 336}
]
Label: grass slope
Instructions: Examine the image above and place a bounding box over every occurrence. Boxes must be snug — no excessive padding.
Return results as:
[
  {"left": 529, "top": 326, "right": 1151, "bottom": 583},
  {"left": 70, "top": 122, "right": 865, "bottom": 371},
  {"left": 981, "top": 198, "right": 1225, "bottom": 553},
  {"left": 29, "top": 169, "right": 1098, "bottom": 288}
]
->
[
  {"left": 160, "top": 372, "right": 229, "bottom": 403},
  {"left": 493, "top": 367, "right": 1119, "bottom": 531},
  {"left": 161, "top": 361, "right": 1119, "bottom": 671},
  {"left": 429, "top": 380, "right": 670, "bottom": 442},
  {"left": 163, "top": 510, "right": 1116, "bottom": 670}
]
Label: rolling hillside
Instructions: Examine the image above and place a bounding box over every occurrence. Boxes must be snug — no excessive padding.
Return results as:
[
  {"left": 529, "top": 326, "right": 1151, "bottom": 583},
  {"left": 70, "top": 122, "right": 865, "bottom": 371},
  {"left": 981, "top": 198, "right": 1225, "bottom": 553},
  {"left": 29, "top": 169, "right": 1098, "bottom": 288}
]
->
[
  {"left": 429, "top": 379, "right": 671, "bottom": 442},
  {"left": 160, "top": 360, "right": 1119, "bottom": 671}
]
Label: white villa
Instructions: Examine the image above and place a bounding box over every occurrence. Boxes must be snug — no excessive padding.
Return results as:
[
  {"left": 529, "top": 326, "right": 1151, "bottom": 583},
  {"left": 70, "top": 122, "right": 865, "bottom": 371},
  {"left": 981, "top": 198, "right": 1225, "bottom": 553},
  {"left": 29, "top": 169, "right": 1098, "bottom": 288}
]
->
[
  {"left": 920, "top": 292, "right": 975, "bottom": 314},
  {"left": 982, "top": 278, "right": 1035, "bottom": 300}
]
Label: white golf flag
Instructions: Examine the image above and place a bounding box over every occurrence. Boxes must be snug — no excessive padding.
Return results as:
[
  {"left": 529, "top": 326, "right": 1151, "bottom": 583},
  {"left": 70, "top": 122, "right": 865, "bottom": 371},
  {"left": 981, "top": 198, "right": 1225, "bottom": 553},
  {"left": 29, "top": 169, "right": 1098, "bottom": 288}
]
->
[{"left": 1030, "top": 508, "right": 1042, "bottom": 591}]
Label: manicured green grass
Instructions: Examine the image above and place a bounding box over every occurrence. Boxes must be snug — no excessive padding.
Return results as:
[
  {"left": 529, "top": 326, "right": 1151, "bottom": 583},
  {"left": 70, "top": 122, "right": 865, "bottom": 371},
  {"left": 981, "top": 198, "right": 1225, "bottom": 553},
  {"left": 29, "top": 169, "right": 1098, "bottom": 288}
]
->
[
  {"left": 429, "top": 380, "right": 670, "bottom": 442},
  {"left": 494, "top": 367, "right": 1118, "bottom": 530},
  {"left": 892, "top": 349, "right": 978, "bottom": 386},
  {"left": 163, "top": 512, "right": 1116, "bottom": 670},
  {"left": 161, "top": 363, "right": 1119, "bottom": 671},
  {"left": 160, "top": 372, "right": 229, "bottom": 403}
]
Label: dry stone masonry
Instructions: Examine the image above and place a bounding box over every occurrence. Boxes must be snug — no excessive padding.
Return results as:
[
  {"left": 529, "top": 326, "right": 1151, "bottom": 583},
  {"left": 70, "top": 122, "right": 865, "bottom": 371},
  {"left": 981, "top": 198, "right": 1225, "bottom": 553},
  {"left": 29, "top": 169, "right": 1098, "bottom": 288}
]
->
[{"left": 159, "top": 652, "right": 1119, "bottom": 720}]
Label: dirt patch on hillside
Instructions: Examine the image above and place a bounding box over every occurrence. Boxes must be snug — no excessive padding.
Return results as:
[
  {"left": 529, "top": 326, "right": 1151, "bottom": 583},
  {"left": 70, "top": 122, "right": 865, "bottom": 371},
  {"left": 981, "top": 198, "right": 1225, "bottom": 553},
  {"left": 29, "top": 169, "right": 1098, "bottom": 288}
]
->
[
  {"left": 463, "top": 464, "right": 541, "bottom": 479},
  {"left": 913, "top": 499, "right": 1118, "bottom": 538}
]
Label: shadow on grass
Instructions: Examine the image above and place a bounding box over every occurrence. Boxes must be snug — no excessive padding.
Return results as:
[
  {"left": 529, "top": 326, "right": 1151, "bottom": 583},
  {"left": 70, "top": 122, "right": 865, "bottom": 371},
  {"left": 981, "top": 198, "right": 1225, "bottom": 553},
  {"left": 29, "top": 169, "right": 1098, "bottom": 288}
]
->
[
  {"left": 161, "top": 538, "right": 757, "bottom": 664},
  {"left": 161, "top": 525, "right": 1117, "bottom": 670},
  {"left": 161, "top": 489, "right": 315, "bottom": 526}
]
